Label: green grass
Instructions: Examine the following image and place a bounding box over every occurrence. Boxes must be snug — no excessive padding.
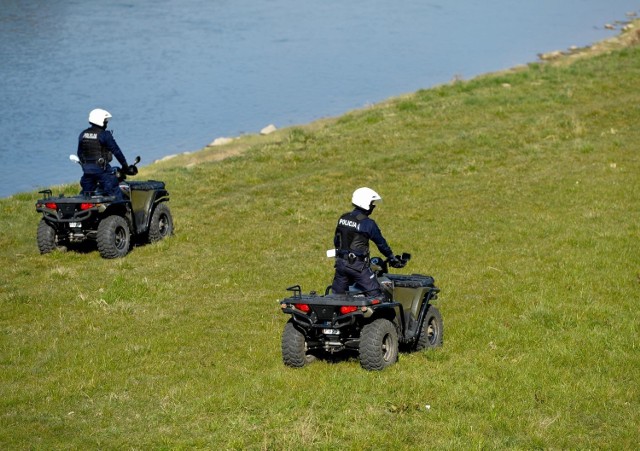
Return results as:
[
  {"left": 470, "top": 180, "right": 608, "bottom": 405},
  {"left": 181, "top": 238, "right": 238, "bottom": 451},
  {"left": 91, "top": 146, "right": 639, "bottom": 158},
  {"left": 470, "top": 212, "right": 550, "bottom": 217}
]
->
[{"left": 2, "top": 32, "right": 640, "bottom": 448}]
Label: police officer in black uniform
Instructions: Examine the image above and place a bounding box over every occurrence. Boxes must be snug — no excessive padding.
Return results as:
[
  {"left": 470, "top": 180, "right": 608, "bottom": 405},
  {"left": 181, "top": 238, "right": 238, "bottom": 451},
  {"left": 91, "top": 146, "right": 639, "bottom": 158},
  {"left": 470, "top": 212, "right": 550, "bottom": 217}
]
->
[
  {"left": 77, "top": 108, "right": 130, "bottom": 200},
  {"left": 331, "top": 187, "right": 402, "bottom": 296}
]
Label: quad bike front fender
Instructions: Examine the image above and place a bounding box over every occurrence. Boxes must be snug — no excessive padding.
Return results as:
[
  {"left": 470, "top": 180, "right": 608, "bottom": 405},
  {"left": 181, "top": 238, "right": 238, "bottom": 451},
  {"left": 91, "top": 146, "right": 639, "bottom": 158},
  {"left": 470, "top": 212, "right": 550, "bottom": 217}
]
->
[{"left": 129, "top": 187, "right": 169, "bottom": 235}]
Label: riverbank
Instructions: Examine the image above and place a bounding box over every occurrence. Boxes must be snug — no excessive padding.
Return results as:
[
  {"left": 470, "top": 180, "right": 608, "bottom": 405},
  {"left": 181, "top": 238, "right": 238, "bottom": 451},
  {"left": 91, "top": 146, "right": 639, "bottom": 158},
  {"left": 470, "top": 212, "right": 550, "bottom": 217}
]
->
[
  {"left": 538, "top": 14, "right": 639, "bottom": 61},
  {"left": 149, "top": 17, "right": 640, "bottom": 171}
]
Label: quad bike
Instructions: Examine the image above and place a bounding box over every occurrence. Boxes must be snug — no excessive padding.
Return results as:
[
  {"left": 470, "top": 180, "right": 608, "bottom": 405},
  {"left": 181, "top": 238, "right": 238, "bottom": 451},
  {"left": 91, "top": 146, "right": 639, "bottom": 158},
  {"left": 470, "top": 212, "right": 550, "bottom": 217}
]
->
[
  {"left": 279, "top": 253, "right": 443, "bottom": 371},
  {"left": 35, "top": 156, "right": 173, "bottom": 258}
]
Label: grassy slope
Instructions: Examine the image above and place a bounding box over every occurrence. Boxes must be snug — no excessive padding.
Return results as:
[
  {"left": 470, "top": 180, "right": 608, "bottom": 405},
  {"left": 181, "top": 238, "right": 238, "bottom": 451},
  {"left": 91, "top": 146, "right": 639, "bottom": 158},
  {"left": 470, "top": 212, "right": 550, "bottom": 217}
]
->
[{"left": 1, "top": 29, "right": 640, "bottom": 449}]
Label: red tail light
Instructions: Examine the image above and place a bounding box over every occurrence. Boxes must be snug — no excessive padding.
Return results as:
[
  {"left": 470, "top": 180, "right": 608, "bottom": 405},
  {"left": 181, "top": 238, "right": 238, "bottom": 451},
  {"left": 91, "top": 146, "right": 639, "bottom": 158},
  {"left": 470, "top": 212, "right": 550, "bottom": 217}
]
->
[
  {"left": 294, "top": 303, "right": 310, "bottom": 313},
  {"left": 80, "top": 203, "right": 94, "bottom": 210},
  {"left": 45, "top": 202, "right": 57, "bottom": 209},
  {"left": 340, "top": 305, "right": 358, "bottom": 315}
]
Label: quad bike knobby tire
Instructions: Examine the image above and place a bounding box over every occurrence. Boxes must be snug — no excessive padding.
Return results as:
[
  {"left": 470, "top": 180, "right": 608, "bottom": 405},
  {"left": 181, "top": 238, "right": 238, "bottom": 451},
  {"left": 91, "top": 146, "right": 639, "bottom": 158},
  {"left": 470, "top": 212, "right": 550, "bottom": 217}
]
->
[
  {"left": 97, "top": 215, "right": 131, "bottom": 259},
  {"left": 37, "top": 219, "right": 58, "bottom": 254},
  {"left": 359, "top": 318, "right": 399, "bottom": 371},
  {"left": 148, "top": 203, "right": 173, "bottom": 243},
  {"left": 282, "top": 320, "right": 316, "bottom": 367},
  {"left": 415, "top": 305, "right": 443, "bottom": 351}
]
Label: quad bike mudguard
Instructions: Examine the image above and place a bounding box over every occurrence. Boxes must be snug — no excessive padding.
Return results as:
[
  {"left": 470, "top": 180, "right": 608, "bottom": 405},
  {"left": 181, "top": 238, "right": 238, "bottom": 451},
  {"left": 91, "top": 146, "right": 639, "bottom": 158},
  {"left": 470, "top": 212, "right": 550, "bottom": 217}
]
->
[
  {"left": 127, "top": 180, "right": 169, "bottom": 235},
  {"left": 382, "top": 273, "right": 439, "bottom": 345}
]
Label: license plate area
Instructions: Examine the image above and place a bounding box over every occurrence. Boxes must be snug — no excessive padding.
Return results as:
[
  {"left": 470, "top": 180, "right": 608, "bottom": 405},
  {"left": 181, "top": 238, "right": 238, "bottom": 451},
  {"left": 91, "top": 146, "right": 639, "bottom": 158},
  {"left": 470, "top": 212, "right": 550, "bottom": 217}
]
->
[{"left": 322, "top": 328, "right": 340, "bottom": 335}]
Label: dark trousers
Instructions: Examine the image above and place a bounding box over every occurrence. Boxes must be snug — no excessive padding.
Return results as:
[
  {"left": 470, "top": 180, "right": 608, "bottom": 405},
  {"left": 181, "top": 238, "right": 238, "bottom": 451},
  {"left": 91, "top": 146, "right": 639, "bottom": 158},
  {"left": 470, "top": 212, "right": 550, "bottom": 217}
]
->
[
  {"left": 331, "top": 258, "right": 382, "bottom": 296},
  {"left": 80, "top": 170, "right": 122, "bottom": 200}
]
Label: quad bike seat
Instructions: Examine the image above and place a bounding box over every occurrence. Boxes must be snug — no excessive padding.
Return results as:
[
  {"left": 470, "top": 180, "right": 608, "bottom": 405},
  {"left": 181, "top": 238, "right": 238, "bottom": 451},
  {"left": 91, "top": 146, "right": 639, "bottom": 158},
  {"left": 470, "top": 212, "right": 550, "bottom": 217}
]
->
[
  {"left": 387, "top": 274, "right": 435, "bottom": 288},
  {"left": 128, "top": 180, "right": 165, "bottom": 191}
]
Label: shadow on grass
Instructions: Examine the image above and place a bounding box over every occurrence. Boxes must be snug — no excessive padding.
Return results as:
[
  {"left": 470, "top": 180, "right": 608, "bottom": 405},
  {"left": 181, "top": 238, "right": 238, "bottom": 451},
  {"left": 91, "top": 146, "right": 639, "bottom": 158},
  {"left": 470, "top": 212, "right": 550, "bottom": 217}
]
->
[
  {"left": 54, "top": 236, "right": 155, "bottom": 257},
  {"left": 310, "top": 349, "right": 360, "bottom": 366}
]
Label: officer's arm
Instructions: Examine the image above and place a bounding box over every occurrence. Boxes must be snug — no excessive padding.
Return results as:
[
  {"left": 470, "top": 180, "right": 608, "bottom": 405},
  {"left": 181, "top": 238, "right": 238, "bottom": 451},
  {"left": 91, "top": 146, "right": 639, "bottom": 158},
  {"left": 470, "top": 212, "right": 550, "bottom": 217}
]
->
[
  {"left": 77, "top": 133, "right": 84, "bottom": 160},
  {"left": 369, "top": 221, "right": 394, "bottom": 259},
  {"left": 101, "top": 131, "right": 128, "bottom": 167}
]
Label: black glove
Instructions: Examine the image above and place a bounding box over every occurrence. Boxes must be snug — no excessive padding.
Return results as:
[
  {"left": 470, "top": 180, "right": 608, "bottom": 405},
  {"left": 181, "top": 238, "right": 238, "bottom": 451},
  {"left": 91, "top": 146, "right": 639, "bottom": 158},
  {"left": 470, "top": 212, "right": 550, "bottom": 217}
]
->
[
  {"left": 126, "top": 165, "right": 138, "bottom": 176},
  {"left": 389, "top": 256, "right": 404, "bottom": 268}
]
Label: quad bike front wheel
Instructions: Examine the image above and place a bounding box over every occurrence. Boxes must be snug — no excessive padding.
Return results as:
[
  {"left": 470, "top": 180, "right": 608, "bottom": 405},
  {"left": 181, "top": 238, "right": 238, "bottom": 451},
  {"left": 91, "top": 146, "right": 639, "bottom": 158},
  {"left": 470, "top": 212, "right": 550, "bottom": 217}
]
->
[
  {"left": 359, "top": 318, "right": 399, "bottom": 371},
  {"left": 416, "top": 305, "right": 444, "bottom": 351},
  {"left": 148, "top": 202, "right": 174, "bottom": 243},
  {"left": 281, "top": 320, "right": 316, "bottom": 368},
  {"left": 97, "top": 215, "right": 131, "bottom": 259}
]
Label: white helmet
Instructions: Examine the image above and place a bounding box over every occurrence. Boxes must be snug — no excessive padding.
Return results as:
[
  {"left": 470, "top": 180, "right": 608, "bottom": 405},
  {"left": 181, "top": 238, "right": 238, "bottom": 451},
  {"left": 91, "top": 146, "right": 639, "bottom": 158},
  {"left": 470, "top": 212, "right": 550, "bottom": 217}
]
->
[
  {"left": 352, "top": 187, "right": 382, "bottom": 210},
  {"left": 88, "top": 108, "right": 112, "bottom": 127}
]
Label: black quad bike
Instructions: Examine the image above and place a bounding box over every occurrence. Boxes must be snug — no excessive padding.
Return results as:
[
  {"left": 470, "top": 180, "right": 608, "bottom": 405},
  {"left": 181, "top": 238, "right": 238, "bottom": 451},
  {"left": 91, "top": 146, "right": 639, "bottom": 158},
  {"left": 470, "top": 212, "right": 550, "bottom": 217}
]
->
[
  {"left": 279, "top": 253, "right": 443, "bottom": 371},
  {"left": 35, "top": 156, "right": 173, "bottom": 259}
]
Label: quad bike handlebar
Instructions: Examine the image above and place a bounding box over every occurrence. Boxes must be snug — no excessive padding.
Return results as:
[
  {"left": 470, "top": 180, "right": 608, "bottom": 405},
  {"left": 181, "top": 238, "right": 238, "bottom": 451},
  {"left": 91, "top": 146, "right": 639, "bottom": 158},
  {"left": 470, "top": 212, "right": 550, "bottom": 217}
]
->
[
  {"left": 389, "top": 252, "right": 411, "bottom": 268},
  {"left": 115, "top": 156, "right": 141, "bottom": 181},
  {"left": 370, "top": 252, "right": 411, "bottom": 276}
]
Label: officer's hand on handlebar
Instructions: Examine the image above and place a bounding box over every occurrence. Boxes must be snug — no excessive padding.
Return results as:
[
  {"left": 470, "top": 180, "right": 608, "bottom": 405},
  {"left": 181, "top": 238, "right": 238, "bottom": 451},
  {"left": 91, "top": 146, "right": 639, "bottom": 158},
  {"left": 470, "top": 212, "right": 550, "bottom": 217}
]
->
[
  {"left": 125, "top": 165, "right": 138, "bottom": 176},
  {"left": 388, "top": 256, "right": 405, "bottom": 268}
]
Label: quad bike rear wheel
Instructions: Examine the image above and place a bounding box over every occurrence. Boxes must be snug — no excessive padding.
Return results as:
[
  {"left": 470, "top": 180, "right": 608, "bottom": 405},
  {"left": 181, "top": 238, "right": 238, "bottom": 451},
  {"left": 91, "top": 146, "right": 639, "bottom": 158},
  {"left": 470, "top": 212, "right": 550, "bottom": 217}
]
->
[
  {"left": 148, "top": 202, "right": 173, "bottom": 243},
  {"left": 37, "top": 219, "right": 58, "bottom": 254},
  {"left": 416, "top": 305, "right": 443, "bottom": 351},
  {"left": 359, "top": 318, "right": 399, "bottom": 371},
  {"left": 97, "top": 215, "right": 131, "bottom": 259},
  {"left": 282, "top": 320, "right": 316, "bottom": 367}
]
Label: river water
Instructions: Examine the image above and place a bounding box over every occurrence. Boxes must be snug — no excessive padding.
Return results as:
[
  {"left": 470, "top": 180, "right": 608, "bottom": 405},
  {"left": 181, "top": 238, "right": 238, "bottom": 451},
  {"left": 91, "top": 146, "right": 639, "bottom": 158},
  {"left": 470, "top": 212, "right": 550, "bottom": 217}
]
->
[{"left": 0, "top": 0, "right": 637, "bottom": 198}]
